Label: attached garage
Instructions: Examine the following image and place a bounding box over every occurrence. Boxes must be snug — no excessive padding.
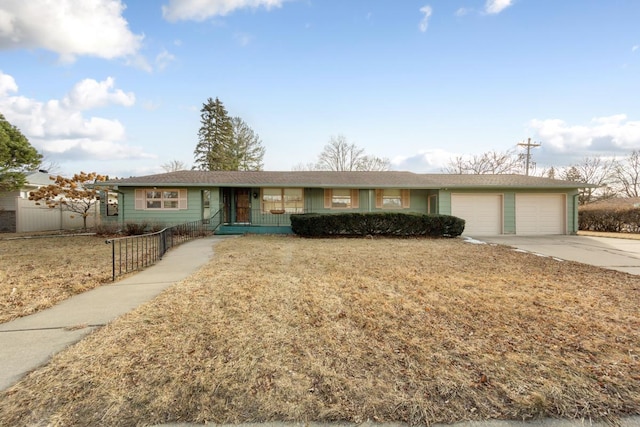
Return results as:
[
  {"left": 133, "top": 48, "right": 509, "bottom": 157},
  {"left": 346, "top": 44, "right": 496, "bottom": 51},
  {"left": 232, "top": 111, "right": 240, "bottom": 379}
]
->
[
  {"left": 515, "top": 194, "right": 566, "bottom": 235},
  {"left": 451, "top": 194, "right": 503, "bottom": 235}
]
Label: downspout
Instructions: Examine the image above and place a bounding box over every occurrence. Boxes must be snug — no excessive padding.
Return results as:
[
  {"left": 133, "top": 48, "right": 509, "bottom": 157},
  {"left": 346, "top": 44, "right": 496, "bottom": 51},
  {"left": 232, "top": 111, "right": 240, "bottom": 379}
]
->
[{"left": 573, "top": 193, "right": 579, "bottom": 234}]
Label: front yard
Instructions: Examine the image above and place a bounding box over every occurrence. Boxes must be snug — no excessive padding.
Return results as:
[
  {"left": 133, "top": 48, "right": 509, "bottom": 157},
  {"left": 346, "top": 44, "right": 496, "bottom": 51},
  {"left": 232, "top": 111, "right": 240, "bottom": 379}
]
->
[
  {"left": 0, "top": 235, "right": 112, "bottom": 323},
  {"left": 0, "top": 235, "right": 639, "bottom": 425}
]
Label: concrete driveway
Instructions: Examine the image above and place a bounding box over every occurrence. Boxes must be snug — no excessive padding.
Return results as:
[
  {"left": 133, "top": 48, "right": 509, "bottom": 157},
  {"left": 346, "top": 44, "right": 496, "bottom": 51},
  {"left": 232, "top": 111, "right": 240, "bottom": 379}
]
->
[{"left": 476, "top": 235, "right": 640, "bottom": 275}]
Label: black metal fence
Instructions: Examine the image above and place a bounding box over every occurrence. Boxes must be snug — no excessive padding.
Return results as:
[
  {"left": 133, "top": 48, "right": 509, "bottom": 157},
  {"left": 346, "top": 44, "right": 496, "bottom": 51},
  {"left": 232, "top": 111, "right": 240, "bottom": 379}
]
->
[{"left": 106, "top": 212, "right": 222, "bottom": 281}]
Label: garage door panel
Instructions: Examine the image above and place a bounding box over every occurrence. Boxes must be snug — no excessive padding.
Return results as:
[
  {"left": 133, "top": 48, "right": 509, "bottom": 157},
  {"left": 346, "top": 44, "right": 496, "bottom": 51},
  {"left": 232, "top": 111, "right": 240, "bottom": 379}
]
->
[
  {"left": 451, "top": 194, "right": 502, "bottom": 236},
  {"left": 516, "top": 194, "right": 565, "bottom": 235}
]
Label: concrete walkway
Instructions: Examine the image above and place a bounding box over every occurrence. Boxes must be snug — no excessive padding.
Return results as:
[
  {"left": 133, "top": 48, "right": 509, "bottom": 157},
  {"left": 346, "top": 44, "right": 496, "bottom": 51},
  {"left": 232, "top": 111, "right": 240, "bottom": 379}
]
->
[
  {"left": 477, "top": 235, "right": 640, "bottom": 275},
  {"left": 0, "top": 235, "right": 233, "bottom": 391}
]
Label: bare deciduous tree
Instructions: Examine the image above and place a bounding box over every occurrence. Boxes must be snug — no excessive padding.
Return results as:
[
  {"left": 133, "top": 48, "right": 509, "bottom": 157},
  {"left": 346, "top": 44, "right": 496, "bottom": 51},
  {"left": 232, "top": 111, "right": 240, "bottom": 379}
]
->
[
  {"left": 358, "top": 155, "right": 391, "bottom": 171},
  {"left": 315, "top": 135, "right": 390, "bottom": 171},
  {"left": 444, "top": 150, "right": 525, "bottom": 175},
  {"left": 161, "top": 160, "right": 188, "bottom": 173},
  {"left": 291, "top": 162, "right": 318, "bottom": 171},
  {"left": 613, "top": 150, "right": 640, "bottom": 198},
  {"left": 559, "top": 156, "right": 617, "bottom": 205}
]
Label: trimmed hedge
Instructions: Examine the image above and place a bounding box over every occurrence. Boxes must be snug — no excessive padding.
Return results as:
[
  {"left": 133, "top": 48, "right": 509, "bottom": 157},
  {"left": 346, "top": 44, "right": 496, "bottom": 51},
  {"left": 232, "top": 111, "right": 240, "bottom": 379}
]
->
[
  {"left": 290, "top": 212, "right": 465, "bottom": 238},
  {"left": 579, "top": 207, "right": 640, "bottom": 233}
]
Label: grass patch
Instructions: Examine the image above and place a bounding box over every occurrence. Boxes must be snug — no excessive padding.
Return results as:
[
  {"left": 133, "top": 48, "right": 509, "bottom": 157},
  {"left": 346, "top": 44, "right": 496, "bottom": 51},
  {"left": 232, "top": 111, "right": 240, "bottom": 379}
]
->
[
  {"left": 1, "top": 235, "right": 639, "bottom": 425},
  {"left": 0, "top": 235, "right": 112, "bottom": 323}
]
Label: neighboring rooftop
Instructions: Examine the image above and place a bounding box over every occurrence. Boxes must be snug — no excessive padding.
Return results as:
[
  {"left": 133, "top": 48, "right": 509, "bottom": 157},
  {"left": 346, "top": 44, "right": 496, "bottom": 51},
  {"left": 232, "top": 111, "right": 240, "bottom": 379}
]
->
[{"left": 106, "top": 170, "right": 595, "bottom": 189}]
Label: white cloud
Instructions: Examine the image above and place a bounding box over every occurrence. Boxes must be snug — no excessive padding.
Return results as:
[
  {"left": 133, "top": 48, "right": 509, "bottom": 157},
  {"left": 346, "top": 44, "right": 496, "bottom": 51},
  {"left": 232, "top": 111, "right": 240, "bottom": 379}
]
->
[
  {"left": 633, "top": 45, "right": 639, "bottom": 52},
  {"left": 529, "top": 114, "right": 640, "bottom": 154},
  {"left": 0, "top": 0, "right": 143, "bottom": 62},
  {"left": 0, "top": 71, "right": 152, "bottom": 164},
  {"left": 484, "top": 0, "right": 513, "bottom": 14},
  {"left": 155, "top": 49, "right": 177, "bottom": 71},
  {"left": 0, "top": 70, "right": 18, "bottom": 96},
  {"left": 419, "top": 5, "right": 433, "bottom": 33},
  {"left": 162, "top": 0, "right": 290, "bottom": 22},
  {"left": 63, "top": 77, "right": 135, "bottom": 110},
  {"left": 392, "top": 148, "right": 453, "bottom": 172},
  {"left": 125, "top": 55, "right": 154, "bottom": 73},
  {"left": 455, "top": 7, "right": 471, "bottom": 17}
]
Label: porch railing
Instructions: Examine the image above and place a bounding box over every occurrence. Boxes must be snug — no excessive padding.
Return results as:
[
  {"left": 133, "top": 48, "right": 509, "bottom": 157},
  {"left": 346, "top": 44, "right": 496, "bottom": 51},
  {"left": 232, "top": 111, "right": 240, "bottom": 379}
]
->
[
  {"left": 224, "top": 207, "right": 305, "bottom": 227},
  {"left": 106, "top": 210, "right": 222, "bottom": 281}
]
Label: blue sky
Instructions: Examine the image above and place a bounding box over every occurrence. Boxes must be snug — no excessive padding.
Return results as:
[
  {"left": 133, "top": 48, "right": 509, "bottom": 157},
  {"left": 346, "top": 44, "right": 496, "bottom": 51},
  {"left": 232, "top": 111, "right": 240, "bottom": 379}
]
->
[{"left": 0, "top": 0, "right": 639, "bottom": 177}]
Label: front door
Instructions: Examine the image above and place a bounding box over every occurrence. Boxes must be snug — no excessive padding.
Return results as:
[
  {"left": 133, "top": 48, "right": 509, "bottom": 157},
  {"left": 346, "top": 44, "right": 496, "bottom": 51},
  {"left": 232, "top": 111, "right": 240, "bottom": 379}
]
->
[{"left": 235, "top": 189, "right": 250, "bottom": 223}]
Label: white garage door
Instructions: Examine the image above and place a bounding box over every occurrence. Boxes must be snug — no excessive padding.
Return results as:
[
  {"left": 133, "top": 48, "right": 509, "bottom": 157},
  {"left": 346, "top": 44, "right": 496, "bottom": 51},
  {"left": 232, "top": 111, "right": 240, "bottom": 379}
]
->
[
  {"left": 516, "top": 194, "right": 565, "bottom": 235},
  {"left": 451, "top": 194, "right": 503, "bottom": 235}
]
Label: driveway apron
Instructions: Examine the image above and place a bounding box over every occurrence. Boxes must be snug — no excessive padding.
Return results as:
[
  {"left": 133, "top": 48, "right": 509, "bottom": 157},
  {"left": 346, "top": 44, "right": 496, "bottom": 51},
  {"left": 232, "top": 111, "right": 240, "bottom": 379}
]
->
[{"left": 477, "top": 235, "right": 640, "bottom": 275}]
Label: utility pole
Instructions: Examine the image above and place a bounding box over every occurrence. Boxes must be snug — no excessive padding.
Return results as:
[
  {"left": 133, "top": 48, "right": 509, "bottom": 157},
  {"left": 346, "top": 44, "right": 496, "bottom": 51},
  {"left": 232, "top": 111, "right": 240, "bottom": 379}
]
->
[{"left": 518, "top": 137, "right": 541, "bottom": 176}]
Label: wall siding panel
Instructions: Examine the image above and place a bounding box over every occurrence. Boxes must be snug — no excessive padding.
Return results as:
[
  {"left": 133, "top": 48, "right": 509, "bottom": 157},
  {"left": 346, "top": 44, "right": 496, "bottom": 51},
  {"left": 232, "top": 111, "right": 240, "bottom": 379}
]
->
[
  {"left": 119, "top": 188, "right": 203, "bottom": 227},
  {"left": 503, "top": 192, "right": 516, "bottom": 234}
]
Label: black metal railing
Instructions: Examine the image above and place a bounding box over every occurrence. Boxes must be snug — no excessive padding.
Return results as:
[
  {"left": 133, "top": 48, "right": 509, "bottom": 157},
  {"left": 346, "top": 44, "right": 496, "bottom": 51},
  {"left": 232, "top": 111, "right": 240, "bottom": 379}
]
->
[
  {"left": 221, "top": 206, "right": 305, "bottom": 227},
  {"left": 106, "top": 211, "right": 222, "bottom": 281}
]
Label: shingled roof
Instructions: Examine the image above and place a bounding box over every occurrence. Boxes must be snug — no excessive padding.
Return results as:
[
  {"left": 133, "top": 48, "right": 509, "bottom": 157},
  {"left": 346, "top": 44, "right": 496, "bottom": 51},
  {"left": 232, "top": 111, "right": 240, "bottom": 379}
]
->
[{"left": 107, "top": 170, "right": 594, "bottom": 189}]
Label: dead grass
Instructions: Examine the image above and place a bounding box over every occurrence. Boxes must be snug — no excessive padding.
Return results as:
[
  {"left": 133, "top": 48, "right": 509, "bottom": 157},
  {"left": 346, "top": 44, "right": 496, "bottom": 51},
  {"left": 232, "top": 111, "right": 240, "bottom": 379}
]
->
[
  {"left": 1, "top": 236, "right": 639, "bottom": 426},
  {"left": 0, "top": 235, "right": 112, "bottom": 323}
]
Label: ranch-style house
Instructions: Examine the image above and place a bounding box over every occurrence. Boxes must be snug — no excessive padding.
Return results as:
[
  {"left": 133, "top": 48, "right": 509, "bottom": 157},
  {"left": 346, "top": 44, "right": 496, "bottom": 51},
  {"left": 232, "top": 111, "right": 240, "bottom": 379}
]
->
[{"left": 102, "top": 170, "right": 593, "bottom": 236}]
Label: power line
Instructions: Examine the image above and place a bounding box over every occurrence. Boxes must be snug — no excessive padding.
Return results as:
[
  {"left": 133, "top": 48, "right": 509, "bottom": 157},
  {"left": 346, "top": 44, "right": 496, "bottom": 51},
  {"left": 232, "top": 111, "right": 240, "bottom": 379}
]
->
[{"left": 518, "top": 137, "right": 541, "bottom": 176}]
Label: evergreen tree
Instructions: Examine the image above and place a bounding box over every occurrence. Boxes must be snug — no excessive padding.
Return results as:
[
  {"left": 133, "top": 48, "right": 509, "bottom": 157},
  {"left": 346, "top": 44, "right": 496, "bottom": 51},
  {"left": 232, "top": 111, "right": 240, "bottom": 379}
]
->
[
  {"left": 193, "top": 97, "right": 233, "bottom": 171},
  {"left": 0, "top": 113, "right": 42, "bottom": 193},
  {"left": 193, "top": 98, "right": 266, "bottom": 171},
  {"left": 230, "top": 116, "right": 265, "bottom": 171}
]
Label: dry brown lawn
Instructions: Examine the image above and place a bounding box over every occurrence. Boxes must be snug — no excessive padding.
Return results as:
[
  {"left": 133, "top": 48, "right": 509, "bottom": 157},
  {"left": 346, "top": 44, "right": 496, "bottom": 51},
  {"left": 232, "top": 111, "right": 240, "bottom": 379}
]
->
[
  {"left": 1, "top": 235, "right": 639, "bottom": 426},
  {"left": 0, "top": 235, "right": 112, "bottom": 323}
]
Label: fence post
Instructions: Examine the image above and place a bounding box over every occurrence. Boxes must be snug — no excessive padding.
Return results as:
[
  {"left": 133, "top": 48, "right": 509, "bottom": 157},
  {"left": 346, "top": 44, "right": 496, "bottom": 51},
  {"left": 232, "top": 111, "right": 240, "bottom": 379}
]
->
[{"left": 110, "top": 240, "right": 116, "bottom": 281}]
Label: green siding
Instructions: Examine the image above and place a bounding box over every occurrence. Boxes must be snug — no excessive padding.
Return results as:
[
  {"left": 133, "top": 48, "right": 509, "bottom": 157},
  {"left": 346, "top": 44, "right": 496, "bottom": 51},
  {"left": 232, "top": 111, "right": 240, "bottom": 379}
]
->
[
  {"left": 438, "top": 191, "right": 452, "bottom": 215},
  {"left": 503, "top": 192, "right": 516, "bottom": 234},
  {"left": 569, "top": 191, "right": 579, "bottom": 234},
  {"left": 112, "top": 186, "right": 580, "bottom": 235},
  {"left": 118, "top": 187, "right": 203, "bottom": 227}
]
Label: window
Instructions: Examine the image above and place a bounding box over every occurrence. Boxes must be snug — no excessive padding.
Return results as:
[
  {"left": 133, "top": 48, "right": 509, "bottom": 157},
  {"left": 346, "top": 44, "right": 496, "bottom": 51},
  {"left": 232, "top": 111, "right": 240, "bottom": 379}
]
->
[
  {"left": 262, "top": 188, "right": 303, "bottom": 213},
  {"left": 375, "top": 189, "right": 410, "bottom": 209},
  {"left": 135, "top": 189, "right": 187, "bottom": 210},
  {"left": 324, "top": 189, "right": 359, "bottom": 209}
]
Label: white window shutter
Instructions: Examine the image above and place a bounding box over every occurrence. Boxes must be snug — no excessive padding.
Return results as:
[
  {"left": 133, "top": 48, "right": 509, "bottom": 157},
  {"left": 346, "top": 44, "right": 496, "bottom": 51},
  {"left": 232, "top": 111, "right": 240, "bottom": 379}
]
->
[
  {"left": 135, "top": 189, "right": 145, "bottom": 210},
  {"left": 179, "top": 189, "right": 188, "bottom": 210}
]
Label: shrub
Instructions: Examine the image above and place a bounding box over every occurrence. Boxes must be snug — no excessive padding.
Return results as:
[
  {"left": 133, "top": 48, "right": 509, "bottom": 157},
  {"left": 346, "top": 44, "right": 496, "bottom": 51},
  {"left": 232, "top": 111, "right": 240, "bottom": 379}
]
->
[
  {"left": 123, "top": 221, "right": 149, "bottom": 236},
  {"left": 94, "top": 222, "right": 120, "bottom": 237},
  {"left": 148, "top": 222, "right": 166, "bottom": 233},
  {"left": 290, "top": 212, "right": 465, "bottom": 238},
  {"left": 579, "top": 207, "right": 640, "bottom": 233}
]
